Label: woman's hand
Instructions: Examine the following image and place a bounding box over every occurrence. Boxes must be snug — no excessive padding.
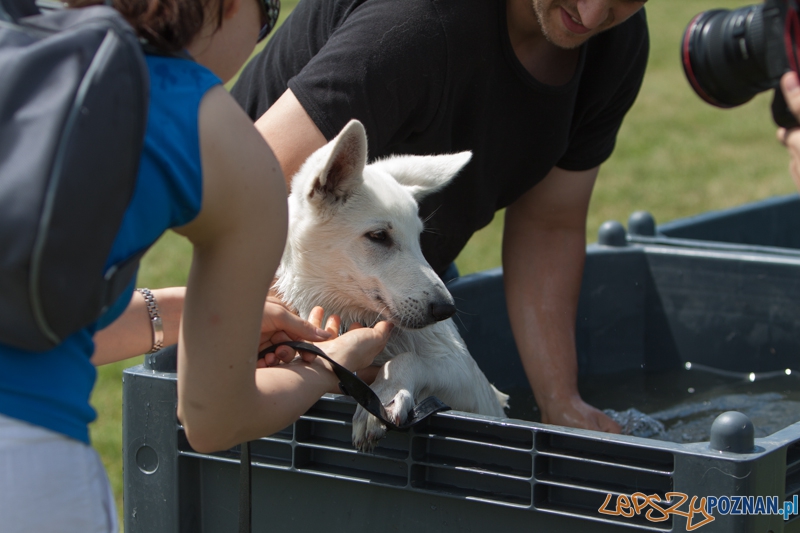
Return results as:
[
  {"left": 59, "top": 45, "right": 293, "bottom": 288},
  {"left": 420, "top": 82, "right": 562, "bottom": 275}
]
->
[
  {"left": 257, "top": 303, "right": 393, "bottom": 373},
  {"left": 304, "top": 307, "right": 394, "bottom": 373},
  {"left": 778, "top": 71, "right": 800, "bottom": 190},
  {"left": 257, "top": 300, "right": 332, "bottom": 367}
]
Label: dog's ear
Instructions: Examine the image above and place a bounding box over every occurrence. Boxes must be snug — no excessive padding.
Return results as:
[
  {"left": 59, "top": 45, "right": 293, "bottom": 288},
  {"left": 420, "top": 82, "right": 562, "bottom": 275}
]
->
[
  {"left": 371, "top": 151, "right": 472, "bottom": 201},
  {"left": 300, "top": 120, "right": 367, "bottom": 207}
]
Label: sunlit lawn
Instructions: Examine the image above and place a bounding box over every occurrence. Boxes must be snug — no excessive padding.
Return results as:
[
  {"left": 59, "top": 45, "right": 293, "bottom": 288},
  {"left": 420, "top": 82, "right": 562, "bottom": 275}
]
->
[{"left": 90, "top": 0, "right": 796, "bottom": 527}]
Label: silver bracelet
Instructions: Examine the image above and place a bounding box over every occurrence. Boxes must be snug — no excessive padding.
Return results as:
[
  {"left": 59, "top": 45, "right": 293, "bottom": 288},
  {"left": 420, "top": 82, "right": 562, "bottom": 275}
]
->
[{"left": 135, "top": 288, "right": 164, "bottom": 354}]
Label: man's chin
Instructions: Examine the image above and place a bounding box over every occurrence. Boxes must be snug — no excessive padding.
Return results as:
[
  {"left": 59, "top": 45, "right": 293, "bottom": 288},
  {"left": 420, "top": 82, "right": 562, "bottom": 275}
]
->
[
  {"left": 553, "top": 36, "right": 587, "bottom": 50},
  {"left": 538, "top": 10, "right": 598, "bottom": 50},
  {"left": 541, "top": 26, "right": 594, "bottom": 50}
]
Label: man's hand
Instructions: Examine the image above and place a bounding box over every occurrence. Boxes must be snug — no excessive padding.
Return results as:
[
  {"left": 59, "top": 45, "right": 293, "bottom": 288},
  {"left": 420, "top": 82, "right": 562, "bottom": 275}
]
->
[
  {"left": 539, "top": 393, "right": 621, "bottom": 433},
  {"left": 778, "top": 71, "right": 800, "bottom": 191}
]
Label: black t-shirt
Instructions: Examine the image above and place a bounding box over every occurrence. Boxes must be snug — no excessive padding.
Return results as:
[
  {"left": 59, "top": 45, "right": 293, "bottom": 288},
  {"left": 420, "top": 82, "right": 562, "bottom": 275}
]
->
[{"left": 232, "top": 0, "right": 649, "bottom": 273}]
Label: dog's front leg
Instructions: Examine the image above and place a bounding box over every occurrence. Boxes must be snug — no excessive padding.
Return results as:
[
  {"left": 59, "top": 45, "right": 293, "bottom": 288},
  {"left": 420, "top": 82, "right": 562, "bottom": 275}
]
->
[{"left": 351, "top": 351, "right": 427, "bottom": 453}]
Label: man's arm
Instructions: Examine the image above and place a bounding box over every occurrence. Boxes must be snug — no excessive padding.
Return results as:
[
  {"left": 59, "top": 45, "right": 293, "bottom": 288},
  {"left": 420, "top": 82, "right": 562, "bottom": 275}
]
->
[
  {"left": 503, "top": 165, "right": 621, "bottom": 433},
  {"left": 254, "top": 88, "right": 327, "bottom": 188}
]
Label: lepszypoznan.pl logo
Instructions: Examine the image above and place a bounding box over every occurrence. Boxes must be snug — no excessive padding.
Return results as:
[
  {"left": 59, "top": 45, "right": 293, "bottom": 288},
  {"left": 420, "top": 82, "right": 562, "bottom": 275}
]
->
[{"left": 599, "top": 492, "right": 799, "bottom": 531}]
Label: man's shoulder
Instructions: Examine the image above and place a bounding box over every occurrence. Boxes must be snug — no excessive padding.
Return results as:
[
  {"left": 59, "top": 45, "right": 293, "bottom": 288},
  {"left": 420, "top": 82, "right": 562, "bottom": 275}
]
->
[
  {"left": 304, "top": 0, "right": 449, "bottom": 48},
  {"left": 330, "top": 0, "right": 494, "bottom": 36},
  {"left": 430, "top": 0, "right": 500, "bottom": 34},
  {"left": 330, "top": 0, "right": 441, "bottom": 23}
]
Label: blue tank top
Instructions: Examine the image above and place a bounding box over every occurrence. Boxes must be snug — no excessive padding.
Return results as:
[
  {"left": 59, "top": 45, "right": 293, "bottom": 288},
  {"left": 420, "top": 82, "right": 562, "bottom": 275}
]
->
[{"left": 0, "top": 55, "right": 220, "bottom": 444}]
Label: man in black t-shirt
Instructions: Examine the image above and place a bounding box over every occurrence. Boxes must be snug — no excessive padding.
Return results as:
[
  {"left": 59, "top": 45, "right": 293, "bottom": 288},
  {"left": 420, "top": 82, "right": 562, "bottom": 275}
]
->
[{"left": 232, "top": 0, "right": 649, "bottom": 434}]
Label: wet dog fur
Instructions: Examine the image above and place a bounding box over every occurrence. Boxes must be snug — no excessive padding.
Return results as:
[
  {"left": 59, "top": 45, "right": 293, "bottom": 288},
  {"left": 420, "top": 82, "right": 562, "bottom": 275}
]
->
[{"left": 275, "top": 120, "right": 508, "bottom": 452}]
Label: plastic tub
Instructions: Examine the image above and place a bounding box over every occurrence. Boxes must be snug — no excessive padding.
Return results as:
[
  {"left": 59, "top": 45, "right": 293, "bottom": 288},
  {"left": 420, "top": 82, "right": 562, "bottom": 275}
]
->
[{"left": 123, "top": 241, "right": 800, "bottom": 532}]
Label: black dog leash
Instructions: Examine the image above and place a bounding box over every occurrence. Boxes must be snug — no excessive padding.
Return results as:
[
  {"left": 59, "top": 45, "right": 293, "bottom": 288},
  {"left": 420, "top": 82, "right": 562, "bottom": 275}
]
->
[
  {"left": 238, "top": 341, "right": 450, "bottom": 532},
  {"left": 259, "top": 341, "right": 450, "bottom": 429}
]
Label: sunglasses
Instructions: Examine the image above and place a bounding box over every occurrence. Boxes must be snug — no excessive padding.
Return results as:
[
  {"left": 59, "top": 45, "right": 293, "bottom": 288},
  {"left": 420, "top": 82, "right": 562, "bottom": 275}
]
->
[{"left": 257, "top": 0, "right": 280, "bottom": 42}]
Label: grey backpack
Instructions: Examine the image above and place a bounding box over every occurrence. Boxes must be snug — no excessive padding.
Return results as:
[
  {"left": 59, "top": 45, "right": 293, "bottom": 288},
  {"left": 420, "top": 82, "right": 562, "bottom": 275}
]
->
[{"left": 0, "top": 0, "right": 149, "bottom": 351}]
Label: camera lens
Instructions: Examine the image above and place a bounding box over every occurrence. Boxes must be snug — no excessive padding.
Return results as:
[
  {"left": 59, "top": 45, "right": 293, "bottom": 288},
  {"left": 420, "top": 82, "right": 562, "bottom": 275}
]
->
[{"left": 682, "top": 5, "right": 774, "bottom": 108}]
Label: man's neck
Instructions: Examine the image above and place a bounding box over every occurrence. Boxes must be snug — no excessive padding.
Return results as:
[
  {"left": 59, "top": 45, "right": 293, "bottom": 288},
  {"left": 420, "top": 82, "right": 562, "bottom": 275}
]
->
[{"left": 506, "top": 0, "right": 580, "bottom": 86}]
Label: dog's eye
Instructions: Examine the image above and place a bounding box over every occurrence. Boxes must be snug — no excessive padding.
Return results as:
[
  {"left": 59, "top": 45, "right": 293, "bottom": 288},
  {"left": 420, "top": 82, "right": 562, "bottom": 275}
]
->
[{"left": 366, "top": 230, "right": 389, "bottom": 243}]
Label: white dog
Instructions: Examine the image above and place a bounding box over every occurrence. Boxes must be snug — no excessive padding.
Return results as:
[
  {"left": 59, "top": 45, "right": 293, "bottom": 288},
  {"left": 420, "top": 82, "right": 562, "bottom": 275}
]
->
[{"left": 274, "top": 120, "right": 508, "bottom": 452}]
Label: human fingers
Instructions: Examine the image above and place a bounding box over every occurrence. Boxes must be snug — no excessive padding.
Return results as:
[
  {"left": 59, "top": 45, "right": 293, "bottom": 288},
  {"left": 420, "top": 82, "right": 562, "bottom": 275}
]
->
[
  {"left": 266, "top": 294, "right": 292, "bottom": 311},
  {"left": 268, "top": 330, "right": 292, "bottom": 346},
  {"left": 780, "top": 127, "right": 800, "bottom": 180},
  {"left": 317, "top": 320, "right": 393, "bottom": 371},
  {"left": 295, "top": 309, "right": 336, "bottom": 364},
  {"left": 297, "top": 306, "right": 325, "bottom": 362},
  {"left": 269, "top": 331, "right": 296, "bottom": 363},
  {"left": 300, "top": 314, "right": 344, "bottom": 363},
  {"left": 258, "top": 304, "right": 332, "bottom": 365},
  {"left": 324, "top": 314, "right": 341, "bottom": 335},
  {"left": 779, "top": 127, "right": 788, "bottom": 146},
  {"left": 259, "top": 328, "right": 292, "bottom": 351},
  {"left": 594, "top": 410, "right": 622, "bottom": 434},
  {"left": 371, "top": 320, "right": 393, "bottom": 338},
  {"left": 541, "top": 396, "right": 620, "bottom": 434},
  {"left": 778, "top": 125, "right": 800, "bottom": 147},
  {"left": 777, "top": 72, "right": 800, "bottom": 191},
  {"left": 257, "top": 351, "right": 278, "bottom": 368},
  {"left": 307, "top": 306, "right": 325, "bottom": 329},
  {"left": 779, "top": 72, "right": 800, "bottom": 161},
  {"left": 782, "top": 71, "right": 800, "bottom": 119},
  {"left": 262, "top": 302, "right": 331, "bottom": 342}
]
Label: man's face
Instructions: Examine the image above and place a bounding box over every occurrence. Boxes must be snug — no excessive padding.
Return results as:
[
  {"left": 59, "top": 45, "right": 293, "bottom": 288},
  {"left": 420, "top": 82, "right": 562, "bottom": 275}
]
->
[{"left": 532, "top": 0, "right": 647, "bottom": 49}]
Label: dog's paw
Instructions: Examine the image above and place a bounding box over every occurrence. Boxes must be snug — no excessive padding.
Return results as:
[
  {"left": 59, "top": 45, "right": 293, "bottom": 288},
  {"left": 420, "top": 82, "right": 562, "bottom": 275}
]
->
[
  {"left": 351, "top": 390, "right": 416, "bottom": 453},
  {"left": 352, "top": 405, "right": 385, "bottom": 453},
  {"left": 385, "top": 389, "right": 415, "bottom": 426}
]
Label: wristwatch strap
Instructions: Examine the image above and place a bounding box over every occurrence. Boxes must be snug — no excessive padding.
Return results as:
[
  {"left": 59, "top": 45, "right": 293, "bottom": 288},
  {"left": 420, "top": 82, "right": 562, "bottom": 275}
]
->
[{"left": 135, "top": 288, "right": 164, "bottom": 354}]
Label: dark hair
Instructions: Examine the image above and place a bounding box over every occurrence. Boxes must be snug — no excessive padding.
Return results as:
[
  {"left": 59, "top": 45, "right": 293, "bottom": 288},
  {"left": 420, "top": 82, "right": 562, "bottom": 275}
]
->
[{"left": 67, "top": 0, "right": 224, "bottom": 53}]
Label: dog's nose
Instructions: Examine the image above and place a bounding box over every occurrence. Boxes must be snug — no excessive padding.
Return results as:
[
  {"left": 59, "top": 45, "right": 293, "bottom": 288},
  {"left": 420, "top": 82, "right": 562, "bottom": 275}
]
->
[{"left": 429, "top": 301, "right": 456, "bottom": 322}]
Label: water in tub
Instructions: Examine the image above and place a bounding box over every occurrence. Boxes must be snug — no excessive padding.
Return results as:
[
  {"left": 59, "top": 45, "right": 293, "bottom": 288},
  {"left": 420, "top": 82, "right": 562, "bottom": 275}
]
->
[{"left": 505, "top": 365, "right": 800, "bottom": 443}]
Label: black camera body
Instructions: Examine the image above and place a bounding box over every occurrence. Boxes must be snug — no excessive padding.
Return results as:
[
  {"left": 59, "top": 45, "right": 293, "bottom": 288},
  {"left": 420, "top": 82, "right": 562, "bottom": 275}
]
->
[{"left": 682, "top": 0, "right": 798, "bottom": 128}]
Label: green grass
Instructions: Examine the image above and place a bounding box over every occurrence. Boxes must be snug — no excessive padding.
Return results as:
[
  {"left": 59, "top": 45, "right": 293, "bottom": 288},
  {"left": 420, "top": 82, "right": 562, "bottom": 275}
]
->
[{"left": 90, "top": 0, "right": 798, "bottom": 526}]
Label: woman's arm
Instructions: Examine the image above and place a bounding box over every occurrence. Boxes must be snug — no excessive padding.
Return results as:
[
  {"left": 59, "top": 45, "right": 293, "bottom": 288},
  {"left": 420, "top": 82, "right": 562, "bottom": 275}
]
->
[
  {"left": 91, "top": 288, "right": 332, "bottom": 366},
  {"left": 91, "top": 287, "right": 185, "bottom": 365},
  {"left": 174, "top": 86, "right": 391, "bottom": 453}
]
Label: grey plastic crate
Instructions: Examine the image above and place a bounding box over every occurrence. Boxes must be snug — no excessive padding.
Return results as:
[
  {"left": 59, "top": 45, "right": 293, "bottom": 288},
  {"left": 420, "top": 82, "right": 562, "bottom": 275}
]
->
[
  {"left": 123, "top": 242, "right": 800, "bottom": 533},
  {"left": 625, "top": 194, "right": 800, "bottom": 258}
]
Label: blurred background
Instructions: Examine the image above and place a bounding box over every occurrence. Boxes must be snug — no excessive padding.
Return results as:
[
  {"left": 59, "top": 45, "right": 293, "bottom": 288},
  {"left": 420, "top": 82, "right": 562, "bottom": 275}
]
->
[{"left": 91, "top": 0, "right": 797, "bottom": 526}]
